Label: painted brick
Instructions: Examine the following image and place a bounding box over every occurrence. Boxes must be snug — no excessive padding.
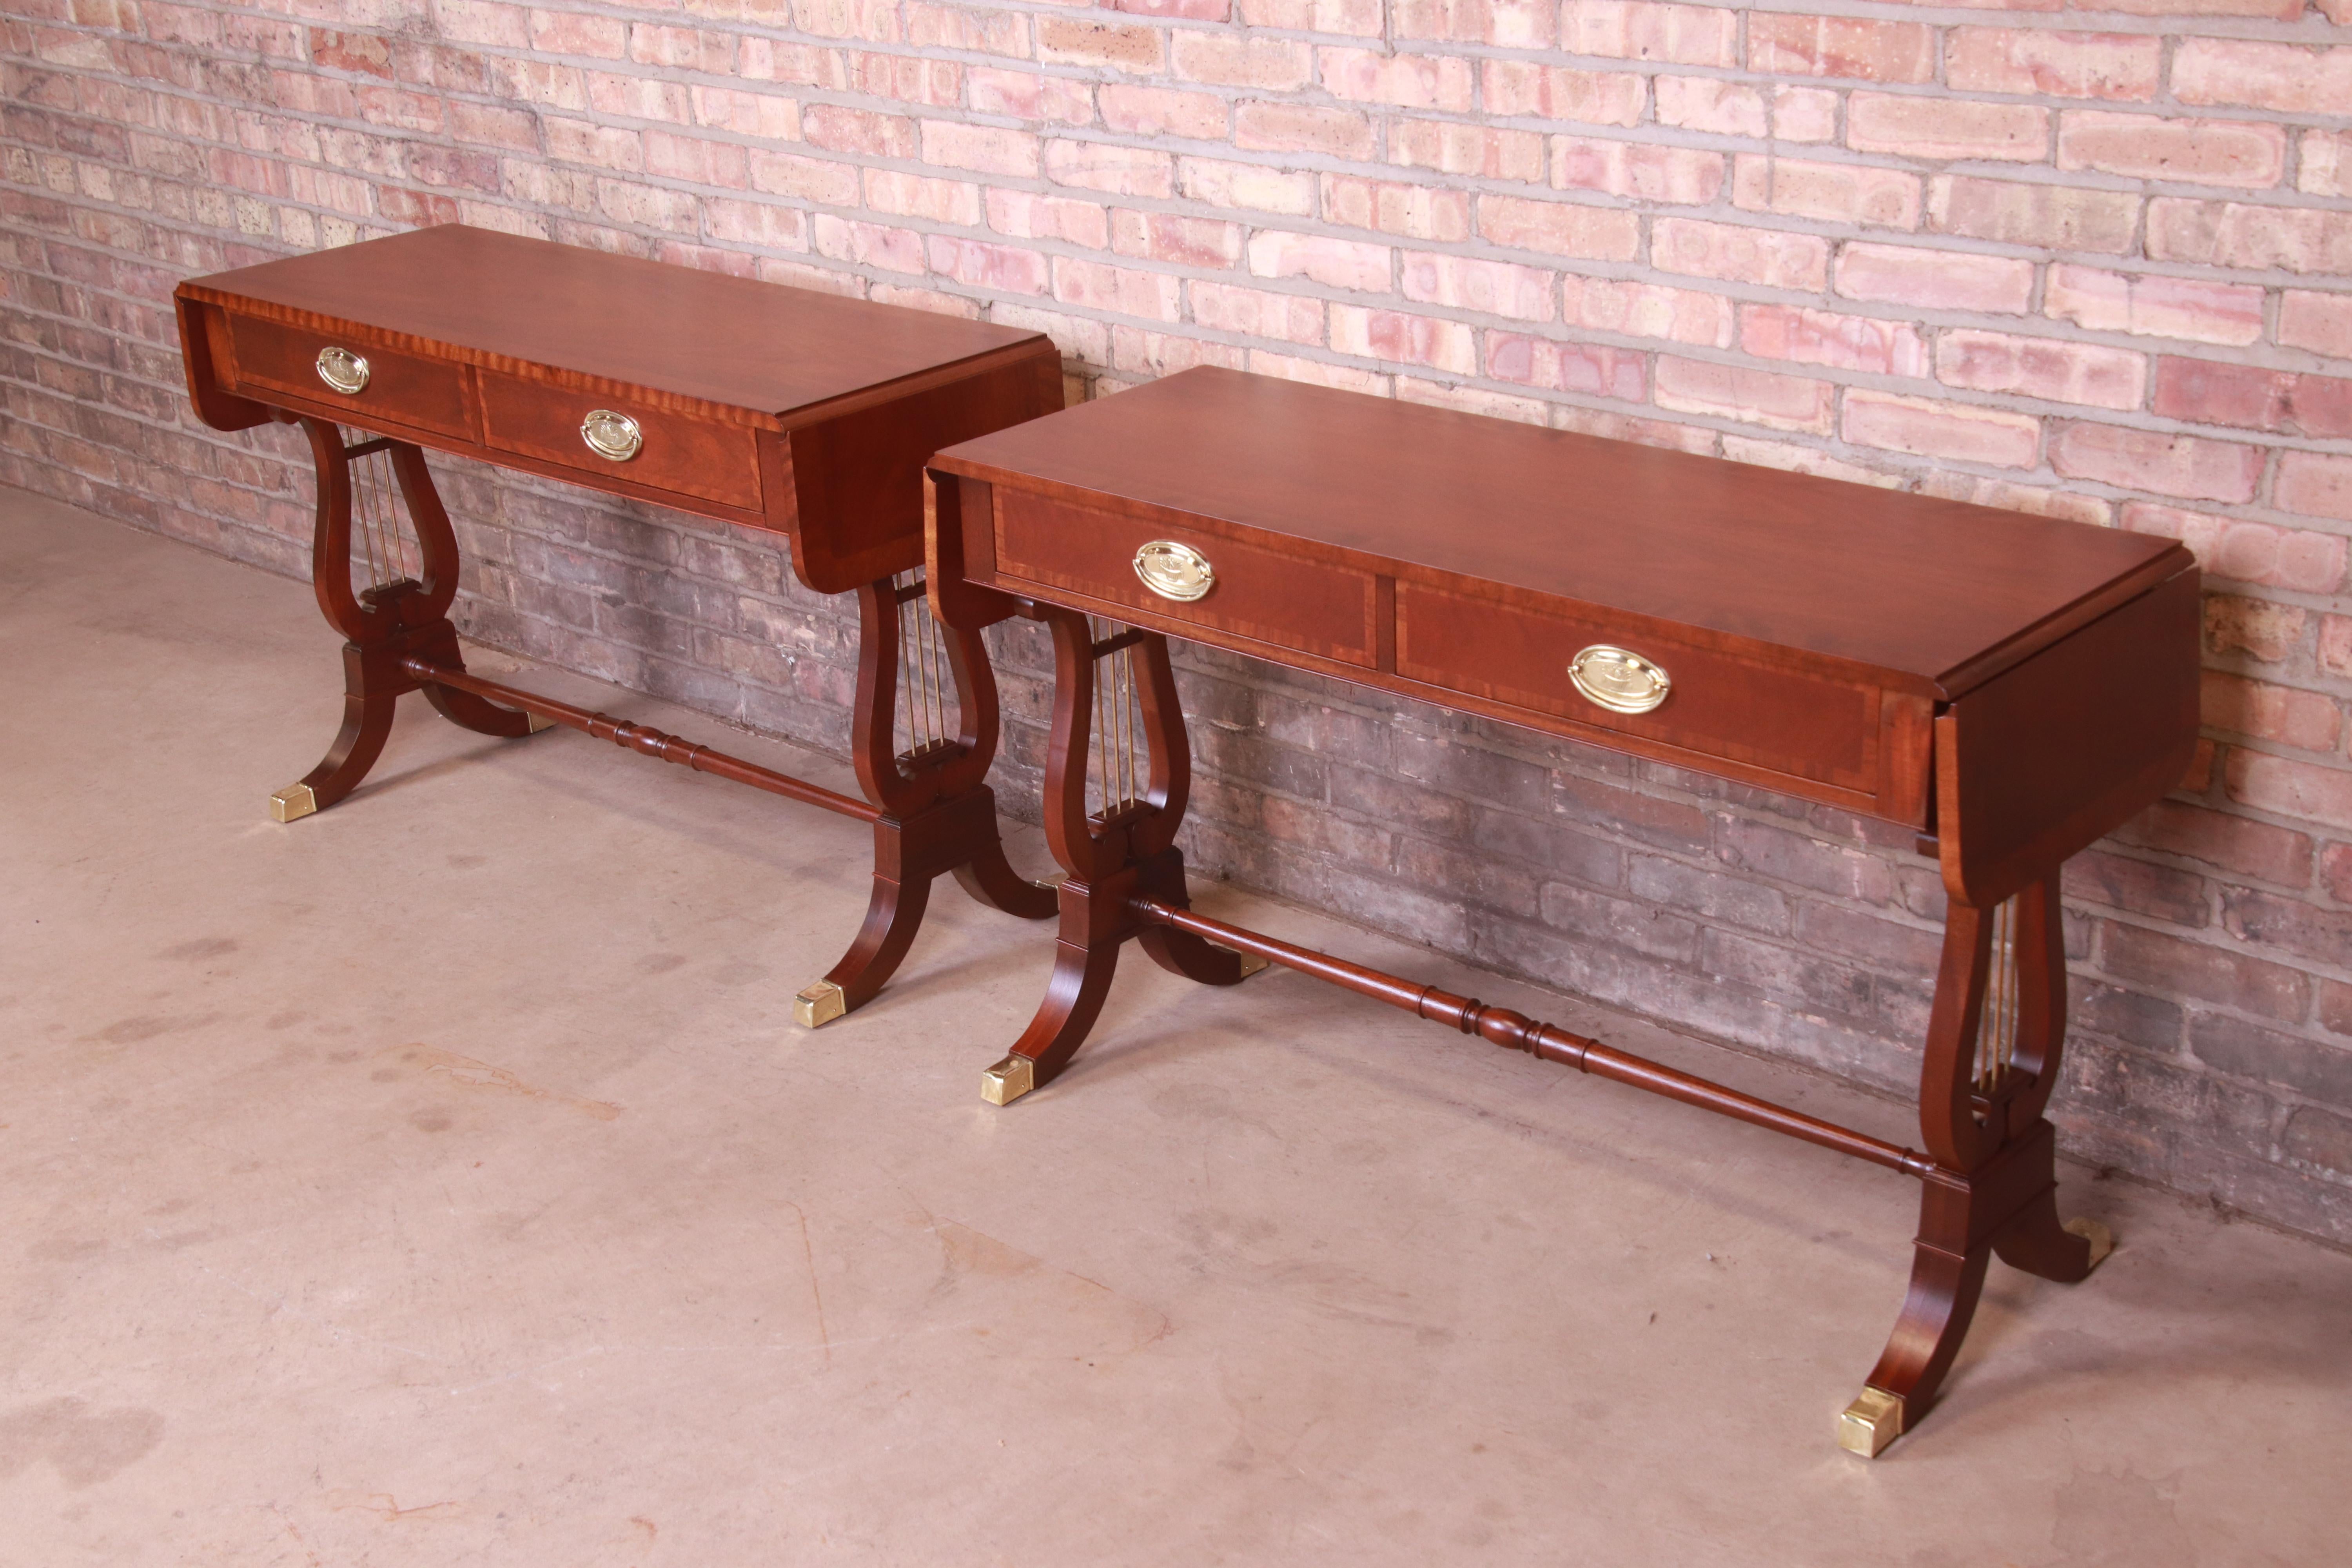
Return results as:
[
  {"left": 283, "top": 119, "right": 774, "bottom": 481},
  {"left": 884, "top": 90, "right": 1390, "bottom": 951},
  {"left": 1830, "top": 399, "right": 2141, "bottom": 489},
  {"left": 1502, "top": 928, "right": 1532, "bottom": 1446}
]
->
[
  {"left": 1653, "top": 218, "right": 1828, "bottom": 292},
  {"left": 2276, "top": 453, "right": 2352, "bottom": 524},
  {"left": 1559, "top": 1, "right": 1736, "bottom": 67},
  {"left": 1938, "top": 330, "right": 2147, "bottom": 412},
  {"left": 1321, "top": 175, "right": 1470, "bottom": 241},
  {"left": 1331, "top": 305, "right": 1477, "bottom": 374},
  {"left": 1562, "top": 276, "right": 1735, "bottom": 348},
  {"left": 2049, "top": 423, "right": 2263, "bottom": 503},
  {"left": 1835, "top": 243, "right": 2034, "bottom": 314},
  {"left": 1551, "top": 137, "right": 1722, "bottom": 206},
  {"left": 1945, "top": 29, "right": 2161, "bottom": 102},
  {"left": 2044, "top": 265, "right": 2263, "bottom": 348},
  {"left": 2058, "top": 112, "right": 2286, "bottom": 191},
  {"left": 1654, "top": 357, "right": 1836, "bottom": 434},
  {"left": 2173, "top": 41, "right": 2352, "bottom": 116},
  {"left": 2279, "top": 292, "right": 2352, "bottom": 361},
  {"left": 1486, "top": 334, "right": 1647, "bottom": 397},
  {"left": 1844, "top": 391, "right": 2041, "bottom": 469},
  {"left": 1929, "top": 178, "right": 2139, "bottom": 256},
  {"left": 1847, "top": 94, "right": 2049, "bottom": 165},
  {"left": 1746, "top": 16, "right": 1934, "bottom": 84},
  {"left": 1739, "top": 304, "right": 1927, "bottom": 377},
  {"left": 1733, "top": 155, "right": 1920, "bottom": 231},
  {"left": 1399, "top": 250, "right": 1557, "bottom": 320},
  {"left": 1476, "top": 194, "right": 1642, "bottom": 262},
  {"left": 2123, "top": 503, "right": 2346, "bottom": 594}
]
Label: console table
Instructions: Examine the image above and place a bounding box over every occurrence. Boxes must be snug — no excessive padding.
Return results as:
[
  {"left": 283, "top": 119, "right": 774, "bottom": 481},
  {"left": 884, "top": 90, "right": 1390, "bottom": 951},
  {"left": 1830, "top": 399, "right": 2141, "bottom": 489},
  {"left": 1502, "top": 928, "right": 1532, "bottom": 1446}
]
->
[
  {"left": 176, "top": 225, "right": 1063, "bottom": 1025},
  {"left": 927, "top": 366, "right": 2200, "bottom": 1455}
]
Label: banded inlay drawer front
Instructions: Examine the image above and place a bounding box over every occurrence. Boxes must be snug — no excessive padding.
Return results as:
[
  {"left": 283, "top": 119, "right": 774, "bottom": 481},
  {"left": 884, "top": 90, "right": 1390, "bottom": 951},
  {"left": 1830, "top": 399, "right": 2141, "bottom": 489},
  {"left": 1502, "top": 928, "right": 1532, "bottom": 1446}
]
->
[
  {"left": 1397, "top": 583, "right": 1881, "bottom": 792},
  {"left": 477, "top": 370, "right": 762, "bottom": 511},
  {"left": 993, "top": 489, "right": 1379, "bottom": 667},
  {"left": 224, "top": 313, "right": 472, "bottom": 439}
]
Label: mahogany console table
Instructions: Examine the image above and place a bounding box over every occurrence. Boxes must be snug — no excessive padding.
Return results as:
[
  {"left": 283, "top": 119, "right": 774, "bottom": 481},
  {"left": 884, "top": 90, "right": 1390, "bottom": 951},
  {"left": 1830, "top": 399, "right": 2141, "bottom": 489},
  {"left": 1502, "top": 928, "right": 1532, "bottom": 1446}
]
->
[
  {"left": 176, "top": 225, "right": 1063, "bottom": 1025},
  {"left": 928, "top": 366, "right": 2200, "bottom": 1455}
]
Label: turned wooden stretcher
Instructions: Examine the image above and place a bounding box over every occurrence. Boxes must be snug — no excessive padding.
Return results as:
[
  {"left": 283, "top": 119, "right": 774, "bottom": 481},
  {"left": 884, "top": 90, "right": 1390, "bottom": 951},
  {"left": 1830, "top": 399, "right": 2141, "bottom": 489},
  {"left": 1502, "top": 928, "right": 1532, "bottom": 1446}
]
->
[
  {"left": 176, "top": 224, "right": 1065, "bottom": 1025},
  {"left": 926, "top": 365, "right": 2200, "bottom": 1456}
]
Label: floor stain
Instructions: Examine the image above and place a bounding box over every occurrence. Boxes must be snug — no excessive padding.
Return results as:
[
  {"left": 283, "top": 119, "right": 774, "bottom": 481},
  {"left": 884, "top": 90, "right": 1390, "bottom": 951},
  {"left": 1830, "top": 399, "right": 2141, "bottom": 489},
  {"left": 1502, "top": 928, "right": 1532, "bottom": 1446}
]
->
[
  {"left": 0, "top": 1397, "right": 165, "bottom": 1487},
  {"left": 932, "top": 1218, "right": 1171, "bottom": 1357},
  {"left": 379, "top": 1045, "right": 622, "bottom": 1121},
  {"left": 324, "top": 1490, "right": 465, "bottom": 1522},
  {"left": 158, "top": 936, "right": 238, "bottom": 960},
  {"left": 2049, "top": 1465, "right": 2191, "bottom": 1566}
]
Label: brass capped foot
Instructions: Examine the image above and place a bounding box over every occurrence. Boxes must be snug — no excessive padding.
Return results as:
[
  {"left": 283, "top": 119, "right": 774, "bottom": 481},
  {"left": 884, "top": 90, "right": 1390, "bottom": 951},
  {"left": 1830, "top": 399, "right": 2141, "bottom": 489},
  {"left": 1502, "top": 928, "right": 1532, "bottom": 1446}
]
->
[
  {"left": 1837, "top": 1387, "right": 1905, "bottom": 1459},
  {"left": 526, "top": 712, "right": 555, "bottom": 733},
  {"left": 794, "top": 981, "right": 848, "bottom": 1029},
  {"left": 2063, "top": 1216, "right": 2115, "bottom": 1269},
  {"left": 1235, "top": 951, "right": 1270, "bottom": 979},
  {"left": 981, "top": 1054, "right": 1035, "bottom": 1106},
  {"left": 269, "top": 784, "right": 318, "bottom": 823}
]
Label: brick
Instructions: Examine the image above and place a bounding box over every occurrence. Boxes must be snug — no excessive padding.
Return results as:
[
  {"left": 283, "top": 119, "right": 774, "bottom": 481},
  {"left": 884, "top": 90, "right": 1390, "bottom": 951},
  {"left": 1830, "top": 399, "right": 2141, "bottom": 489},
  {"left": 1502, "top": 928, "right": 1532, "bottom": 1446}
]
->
[
  {"left": 924, "top": 234, "right": 1049, "bottom": 296},
  {"left": 1392, "top": 0, "right": 1557, "bottom": 46},
  {"left": 2064, "top": 851, "right": 2211, "bottom": 927},
  {"left": 1036, "top": 18, "right": 1164, "bottom": 75},
  {"left": 1189, "top": 279, "right": 1326, "bottom": 345},
  {"left": 2123, "top": 504, "right": 2345, "bottom": 595},
  {"left": 2221, "top": 888, "right": 2352, "bottom": 972},
  {"left": 526, "top": 9, "right": 626, "bottom": 59},
  {"left": 690, "top": 87, "right": 802, "bottom": 143},
  {"left": 1321, "top": 175, "right": 1469, "bottom": 241},
  {"left": 748, "top": 149, "right": 860, "bottom": 205},
  {"left": 1248, "top": 230, "right": 1392, "bottom": 293},
  {"left": 1109, "top": 0, "right": 1229, "bottom": 16},
  {"left": 1481, "top": 63, "right": 1645, "bottom": 127},
  {"left": 803, "top": 104, "right": 914, "bottom": 159},
  {"left": 2325, "top": 618, "right": 2352, "bottom": 679},
  {"left": 1112, "top": 209, "right": 1242, "bottom": 269},
  {"left": 1236, "top": 102, "right": 1376, "bottom": 161},
  {"left": 1389, "top": 120, "right": 1546, "bottom": 183},
  {"left": 967, "top": 69, "right": 1095, "bottom": 125},
  {"left": 811, "top": 214, "right": 925, "bottom": 274},
  {"left": 1486, "top": 334, "right": 1647, "bottom": 398},
  {"left": 2285, "top": 1107, "right": 2352, "bottom": 1177},
  {"left": 2191, "top": 1018, "right": 2352, "bottom": 1111},
  {"left": 2058, "top": 112, "right": 2285, "bottom": 191},
  {"left": 1733, "top": 155, "right": 1920, "bottom": 231},
  {"left": 1654, "top": 358, "right": 1836, "bottom": 435},
  {"left": 2150, "top": 201, "right": 2352, "bottom": 276},
  {"left": 2153, "top": 360, "right": 2352, "bottom": 440},
  {"left": 1747, "top": 16, "right": 1934, "bottom": 84},
  {"left": 1399, "top": 251, "right": 1555, "bottom": 320},
  {"left": 2228, "top": 750, "right": 2352, "bottom": 831},
  {"left": 2204, "top": 673, "right": 2342, "bottom": 754},
  {"left": 2206, "top": 595, "right": 2307, "bottom": 663},
  {"left": 1847, "top": 94, "right": 2049, "bottom": 165},
  {"left": 920, "top": 121, "right": 1040, "bottom": 179},
  {"left": 1237, "top": 0, "right": 1384, "bottom": 31},
  {"left": 1844, "top": 392, "right": 2041, "bottom": 470},
  {"left": 986, "top": 189, "right": 1110, "bottom": 249},
  {"left": 1170, "top": 32, "right": 1313, "bottom": 91},
  {"left": 2277, "top": 453, "right": 2352, "bottom": 524},
  {"left": 2303, "top": 132, "right": 2352, "bottom": 201},
  {"left": 1185, "top": 159, "right": 1315, "bottom": 218},
  {"left": 1476, "top": 195, "right": 1641, "bottom": 262},
  {"left": 2101, "top": 922, "right": 2309, "bottom": 1021},
  {"left": 2048, "top": 423, "right": 2262, "bottom": 503},
  {"left": 1937, "top": 330, "right": 2146, "bottom": 412},
  {"left": 1559, "top": 0, "right": 1735, "bottom": 67},
  {"left": 1653, "top": 77, "right": 1765, "bottom": 138},
  {"left": 1835, "top": 243, "right": 2034, "bottom": 314},
  {"left": 1739, "top": 305, "right": 1927, "bottom": 377},
  {"left": 2328, "top": 844, "right": 2352, "bottom": 904},
  {"left": 2279, "top": 292, "right": 2352, "bottom": 361},
  {"left": 1562, "top": 276, "right": 1733, "bottom": 348},
  {"left": 1099, "top": 85, "right": 1228, "bottom": 142},
  {"left": 1653, "top": 218, "right": 1828, "bottom": 292},
  {"left": 1044, "top": 140, "right": 1172, "bottom": 198},
  {"left": 1320, "top": 47, "right": 1476, "bottom": 112},
  {"left": 1945, "top": 29, "right": 2160, "bottom": 102},
  {"left": 2114, "top": 800, "right": 2313, "bottom": 888},
  {"left": 1051, "top": 256, "right": 1182, "bottom": 321},
  {"left": 1928, "top": 178, "right": 2138, "bottom": 255},
  {"left": 1550, "top": 138, "right": 1722, "bottom": 206},
  {"left": 2173, "top": 41, "right": 2352, "bottom": 116},
  {"left": 1330, "top": 305, "right": 1477, "bottom": 374},
  {"left": 2043, "top": 266, "right": 2263, "bottom": 348}
]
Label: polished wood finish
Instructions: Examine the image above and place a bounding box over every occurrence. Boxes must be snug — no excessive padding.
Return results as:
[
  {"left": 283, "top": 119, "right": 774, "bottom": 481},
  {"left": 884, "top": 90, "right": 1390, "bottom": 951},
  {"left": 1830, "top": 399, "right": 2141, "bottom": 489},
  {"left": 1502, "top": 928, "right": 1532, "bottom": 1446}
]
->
[
  {"left": 929, "top": 366, "right": 2199, "bottom": 1452},
  {"left": 178, "top": 226, "right": 1063, "bottom": 1021}
]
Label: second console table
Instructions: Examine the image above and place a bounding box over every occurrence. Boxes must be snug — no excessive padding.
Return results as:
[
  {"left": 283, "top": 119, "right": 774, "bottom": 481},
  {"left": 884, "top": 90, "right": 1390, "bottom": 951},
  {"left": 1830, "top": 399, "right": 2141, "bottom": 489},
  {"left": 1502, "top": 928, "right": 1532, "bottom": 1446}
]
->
[
  {"left": 928, "top": 365, "right": 2200, "bottom": 1455},
  {"left": 176, "top": 225, "right": 1063, "bottom": 1025}
]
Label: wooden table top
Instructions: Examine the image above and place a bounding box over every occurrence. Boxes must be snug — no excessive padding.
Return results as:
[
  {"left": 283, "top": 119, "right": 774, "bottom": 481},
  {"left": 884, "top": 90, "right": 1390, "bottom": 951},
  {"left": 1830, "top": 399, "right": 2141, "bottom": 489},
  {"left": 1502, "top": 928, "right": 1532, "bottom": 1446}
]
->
[
  {"left": 179, "top": 225, "right": 1044, "bottom": 425},
  {"left": 934, "top": 367, "right": 2186, "bottom": 694}
]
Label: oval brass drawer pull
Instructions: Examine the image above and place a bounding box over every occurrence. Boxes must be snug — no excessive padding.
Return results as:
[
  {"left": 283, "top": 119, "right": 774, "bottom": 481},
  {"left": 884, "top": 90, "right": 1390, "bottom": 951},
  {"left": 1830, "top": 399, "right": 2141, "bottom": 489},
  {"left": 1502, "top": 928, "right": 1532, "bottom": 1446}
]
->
[
  {"left": 314, "top": 346, "right": 370, "bottom": 395},
  {"left": 1569, "top": 644, "right": 1671, "bottom": 715},
  {"left": 1133, "top": 539, "right": 1214, "bottom": 603},
  {"left": 581, "top": 409, "right": 642, "bottom": 462}
]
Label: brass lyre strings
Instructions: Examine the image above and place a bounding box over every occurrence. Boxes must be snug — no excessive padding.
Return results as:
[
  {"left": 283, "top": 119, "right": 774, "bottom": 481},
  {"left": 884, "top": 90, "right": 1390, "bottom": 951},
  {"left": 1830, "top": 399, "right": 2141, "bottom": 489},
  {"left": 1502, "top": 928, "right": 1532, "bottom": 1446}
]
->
[
  {"left": 1978, "top": 896, "right": 2020, "bottom": 1092},
  {"left": 1087, "top": 616, "right": 1143, "bottom": 819},
  {"left": 895, "top": 572, "right": 959, "bottom": 764}
]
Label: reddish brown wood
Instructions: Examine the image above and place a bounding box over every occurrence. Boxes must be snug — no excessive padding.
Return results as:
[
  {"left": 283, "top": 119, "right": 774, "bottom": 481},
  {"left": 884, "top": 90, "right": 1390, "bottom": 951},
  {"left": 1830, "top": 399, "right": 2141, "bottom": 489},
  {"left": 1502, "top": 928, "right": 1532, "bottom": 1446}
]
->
[
  {"left": 929, "top": 366, "right": 2197, "bottom": 1449},
  {"left": 178, "top": 227, "right": 1064, "bottom": 1021}
]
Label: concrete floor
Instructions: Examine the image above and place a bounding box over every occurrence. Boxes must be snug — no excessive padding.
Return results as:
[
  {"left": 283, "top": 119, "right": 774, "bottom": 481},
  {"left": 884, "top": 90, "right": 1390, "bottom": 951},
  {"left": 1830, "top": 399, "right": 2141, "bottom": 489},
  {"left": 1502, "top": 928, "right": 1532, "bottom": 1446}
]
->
[{"left": 4, "top": 486, "right": 2346, "bottom": 1566}]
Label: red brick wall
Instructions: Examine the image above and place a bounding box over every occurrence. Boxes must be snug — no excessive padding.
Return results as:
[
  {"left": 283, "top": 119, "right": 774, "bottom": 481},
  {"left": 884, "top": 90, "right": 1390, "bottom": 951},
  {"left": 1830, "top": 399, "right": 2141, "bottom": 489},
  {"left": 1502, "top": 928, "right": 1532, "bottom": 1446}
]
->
[{"left": 7, "top": 1, "right": 2352, "bottom": 1241}]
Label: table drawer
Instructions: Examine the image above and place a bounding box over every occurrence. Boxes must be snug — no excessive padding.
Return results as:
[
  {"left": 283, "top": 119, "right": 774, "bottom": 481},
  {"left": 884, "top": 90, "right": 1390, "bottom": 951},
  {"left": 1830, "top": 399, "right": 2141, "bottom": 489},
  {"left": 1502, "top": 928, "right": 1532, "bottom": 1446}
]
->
[
  {"left": 478, "top": 370, "right": 762, "bottom": 511},
  {"left": 993, "top": 489, "right": 1379, "bottom": 667},
  {"left": 1397, "top": 583, "right": 1881, "bottom": 793},
  {"left": 224, "top": 313, "right": 472, "bottom": 439}
]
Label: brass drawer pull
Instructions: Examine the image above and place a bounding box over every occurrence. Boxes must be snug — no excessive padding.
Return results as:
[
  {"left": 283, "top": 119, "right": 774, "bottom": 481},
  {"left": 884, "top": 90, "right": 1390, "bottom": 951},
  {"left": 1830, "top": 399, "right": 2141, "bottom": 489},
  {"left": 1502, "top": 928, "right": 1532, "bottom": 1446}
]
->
[
  {"left": 581, "top": 409, "right": 642, "bottom": 462},
  {"left": 1569, "top": 644, "right": 1671, "bottom": 714},
  {"left": 1134, "top": 539, "right": 1214, "bottom": 602},
  {"left": 314, "top": 346, "right": 369, "bottom": 395}
]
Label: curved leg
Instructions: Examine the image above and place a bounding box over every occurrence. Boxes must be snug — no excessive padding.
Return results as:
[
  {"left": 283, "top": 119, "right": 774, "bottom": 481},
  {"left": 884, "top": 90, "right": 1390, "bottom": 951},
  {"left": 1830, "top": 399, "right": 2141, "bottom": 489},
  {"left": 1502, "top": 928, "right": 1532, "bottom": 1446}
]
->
[
  {"left": 1993, "top": 1187, "right": 2111, "bottom": 1283},
  {"left": 797, "top": 858, "right": 935, "bottom": 1028},
  {"left": 950, "top": 834, "right": 1060, "bottom": 921},
  {"left": 982, "top": 895, "right": 1128, "bottom": 1105},
  {"left": 424, "top": 681, "right": 543, "bottom": 739},
  {"left": 275, "top": 685, "right": 397, "bottom": 822}
]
